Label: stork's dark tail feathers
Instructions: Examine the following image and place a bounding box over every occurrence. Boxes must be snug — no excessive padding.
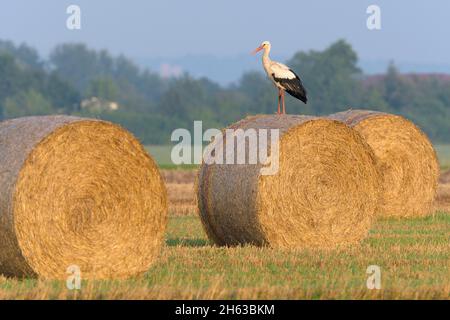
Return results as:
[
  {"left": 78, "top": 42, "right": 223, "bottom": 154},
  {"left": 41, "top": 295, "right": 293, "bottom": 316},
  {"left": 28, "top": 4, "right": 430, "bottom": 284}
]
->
[
  {"left": 273, "top": 69, "right": 308, "bottom": 104},
  {"left": 286, "top": 86, "right": 307, "bottom": 104}
]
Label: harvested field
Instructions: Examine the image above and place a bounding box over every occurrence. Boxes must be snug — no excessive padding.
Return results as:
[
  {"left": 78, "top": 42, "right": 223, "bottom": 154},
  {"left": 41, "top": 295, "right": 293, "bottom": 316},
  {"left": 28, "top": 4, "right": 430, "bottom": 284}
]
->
[
  {"left": 440, "top": 170, "right": 450, "bottom": 184},
  {"left": 436, "top": 170, "right": 450, "bottom": 213},
  {"left": 162, "top": 170, "right": 197, "bottom": 215},
  {"left": 0, "top": 212, "right": 448, "bottom": 299},
  {"left": 435, "top": 184, "right": 450, "bottom": 213},
  {"left": 161, "top": 169, "right": 197, "bottom": 184}
]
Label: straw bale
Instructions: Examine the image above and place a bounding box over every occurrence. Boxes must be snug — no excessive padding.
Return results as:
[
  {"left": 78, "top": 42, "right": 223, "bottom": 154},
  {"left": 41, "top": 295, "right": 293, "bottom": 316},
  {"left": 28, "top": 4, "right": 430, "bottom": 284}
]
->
[
  {"left": 197, "top": 114, "right": 379, "bottom": 248},
  {"left": 0, "top": 116, "right": 167, "bottom": 279},
  {"left": 329, "top": 110, "right": 439, "bottom": 217}
]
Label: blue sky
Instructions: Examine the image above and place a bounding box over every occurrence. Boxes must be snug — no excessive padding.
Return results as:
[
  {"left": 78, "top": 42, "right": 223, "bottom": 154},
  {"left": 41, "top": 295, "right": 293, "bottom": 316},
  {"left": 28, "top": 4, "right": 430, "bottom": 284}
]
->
[{"left": 0, "top": 1, "right": 449, "bottom": 83}]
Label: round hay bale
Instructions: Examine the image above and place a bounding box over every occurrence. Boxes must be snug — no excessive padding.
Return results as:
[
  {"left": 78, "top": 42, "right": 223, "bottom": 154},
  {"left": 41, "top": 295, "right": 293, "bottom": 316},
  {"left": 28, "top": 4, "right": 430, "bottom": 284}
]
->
[
  {"left": 329, "top": 109, "right": 439, "bottom": 218},
  {"left": 197, "top": 115, "right": 380, "bottom": 248},
  {"left": 0, "top": 116, "right": 167, "bottom": 279}
]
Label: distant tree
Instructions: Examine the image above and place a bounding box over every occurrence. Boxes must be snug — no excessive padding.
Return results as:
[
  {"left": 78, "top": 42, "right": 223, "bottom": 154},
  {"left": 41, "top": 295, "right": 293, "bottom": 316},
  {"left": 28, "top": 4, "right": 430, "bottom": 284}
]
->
[
  {"left": 0, "top": 51, "right": 80, "bottom": 117},
  {"left": 137, "top": 69, "right": 168, "bottom": 102},
  {"left": 287, "top": 39, "right": 362, "bottom": 114},
  {"left": 359, "top": 87, "right": 389, "bottom": 111},
  {"left": 49, "top": 44, "right": 164, "bottom": 113},
  {"left": 237, "top": 71, "right": 274, "bottom": 114},
  {"left": 79, "top": 110, "right": 183, "bottom": 144},
  {"left": 1, "top": 38, "right": 449, "bottom": 145},
  {"left": 0, "top": 53, "right": 23, "bottom": 103},
  {"left": 41, "top": 72, "right": 81, "bottom": 113},
  {"left": 159, "top": 74, "right": 208, "bottom": 120},
  {"left": 3, "top": 89, "right": 53, "bottom": 118},
  {"left": 0, "top": 40, "right": 42, "bottom": 69},
  {"left": 50, "top": 43, "right": 104, "bottom": 92},
  {"left": 382, "top": 62, "right": 418, "bottom": 112},
  {"left": 87, "top": 77, "right": 119, "bottom": 101}
]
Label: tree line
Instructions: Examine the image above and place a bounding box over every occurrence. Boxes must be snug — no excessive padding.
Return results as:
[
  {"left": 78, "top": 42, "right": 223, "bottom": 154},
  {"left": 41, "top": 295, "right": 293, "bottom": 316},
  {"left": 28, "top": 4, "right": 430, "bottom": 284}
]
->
[{"left": 0, "top": 39, "right": 449, "bottom": 144}]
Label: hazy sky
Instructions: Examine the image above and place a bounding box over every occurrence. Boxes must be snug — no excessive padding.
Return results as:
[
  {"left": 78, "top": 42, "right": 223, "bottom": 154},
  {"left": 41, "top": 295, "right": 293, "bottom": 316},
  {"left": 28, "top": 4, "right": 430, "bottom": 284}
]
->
[{"left": 0, "top": 1, "right": 448, "bottom": 65}]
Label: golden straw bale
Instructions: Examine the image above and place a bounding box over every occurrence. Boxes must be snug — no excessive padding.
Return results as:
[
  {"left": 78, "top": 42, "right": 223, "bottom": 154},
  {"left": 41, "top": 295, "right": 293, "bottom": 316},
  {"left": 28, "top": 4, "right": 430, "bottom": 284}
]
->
[
  {"left": 197, "top": 115, "right": 380, "bottom": 248},
  {"left": 329, "top": 110, "right": 439, "bottom": 218},
  {"left": 0, "top": 116, "right": 167, "bottom": 279}
]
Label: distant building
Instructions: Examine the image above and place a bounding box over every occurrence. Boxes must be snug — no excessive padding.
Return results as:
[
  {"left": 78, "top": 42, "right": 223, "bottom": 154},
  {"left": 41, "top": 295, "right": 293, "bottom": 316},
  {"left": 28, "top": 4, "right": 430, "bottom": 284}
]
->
[
  {"left": 159, "top": 63, "right": 183, "bottom": 79},
  {"left": 80, "top": 97, "right": 119, "bottom": 112}
]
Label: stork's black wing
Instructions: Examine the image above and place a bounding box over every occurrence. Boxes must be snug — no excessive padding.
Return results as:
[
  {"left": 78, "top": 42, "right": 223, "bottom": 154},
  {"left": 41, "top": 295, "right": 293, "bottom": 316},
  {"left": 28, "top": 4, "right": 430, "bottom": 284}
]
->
[{"left": 273, "top": 69, "right": 308, "bottom": 104}]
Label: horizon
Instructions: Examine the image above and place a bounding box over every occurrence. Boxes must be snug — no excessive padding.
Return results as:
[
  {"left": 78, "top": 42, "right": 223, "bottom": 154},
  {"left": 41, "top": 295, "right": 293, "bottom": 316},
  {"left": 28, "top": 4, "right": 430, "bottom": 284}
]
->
[
  {"left": 3, "top": 37, "right": 450, "bottom": 86},
  {"left": 1, "top": 1, "right": 449, "bottom": 84}
]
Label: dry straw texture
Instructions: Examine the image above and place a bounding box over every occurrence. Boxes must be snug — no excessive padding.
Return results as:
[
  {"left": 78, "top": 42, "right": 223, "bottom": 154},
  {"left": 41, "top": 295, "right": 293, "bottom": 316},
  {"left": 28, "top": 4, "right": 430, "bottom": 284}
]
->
[
  {"left": 197, "top": 115, "right": 380, "bottom": 248},
  {"left": 0, "top": 116, "right": 167, "bottom": 279},
  {"left": 329, "top": 110, "right": 439, "bottom": 218},
  {"left": 162, "top": 170, "right": 198, "bottom": 215}
]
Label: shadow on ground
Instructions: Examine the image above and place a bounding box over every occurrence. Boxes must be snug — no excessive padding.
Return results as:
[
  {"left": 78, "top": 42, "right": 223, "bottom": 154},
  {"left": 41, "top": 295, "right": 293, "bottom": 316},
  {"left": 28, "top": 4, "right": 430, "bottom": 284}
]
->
[{"left": 166, "top": 237, "right": 210, "bottom": 247}]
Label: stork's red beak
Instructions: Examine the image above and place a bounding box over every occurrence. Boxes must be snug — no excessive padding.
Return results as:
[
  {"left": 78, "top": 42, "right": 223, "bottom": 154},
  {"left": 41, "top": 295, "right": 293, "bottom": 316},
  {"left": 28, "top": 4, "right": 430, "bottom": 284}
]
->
[{"left": 251, "top": 46, "right": 264, "bottom": 55}]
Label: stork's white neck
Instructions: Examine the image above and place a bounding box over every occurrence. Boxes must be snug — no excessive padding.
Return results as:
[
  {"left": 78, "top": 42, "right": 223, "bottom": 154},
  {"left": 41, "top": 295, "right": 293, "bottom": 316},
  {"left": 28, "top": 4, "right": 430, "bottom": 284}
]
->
[
  {"left": 262, "top": 46, "right": 271, "bottom": 72},
  {"left": 263, "top": 46, "right": 270, "bottom": 60}
]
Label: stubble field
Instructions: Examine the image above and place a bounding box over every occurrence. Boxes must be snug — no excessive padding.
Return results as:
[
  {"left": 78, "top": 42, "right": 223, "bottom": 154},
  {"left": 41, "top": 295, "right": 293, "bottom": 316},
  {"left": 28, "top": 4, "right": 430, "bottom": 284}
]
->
[{"left": 0, "top": 167, "right": 449, "bottom": 300}]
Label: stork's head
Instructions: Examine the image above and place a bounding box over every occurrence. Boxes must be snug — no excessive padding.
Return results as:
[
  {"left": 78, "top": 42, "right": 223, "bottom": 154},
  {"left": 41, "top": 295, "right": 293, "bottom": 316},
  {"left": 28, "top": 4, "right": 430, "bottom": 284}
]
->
[{"left": 252, "top": 41, "right": 271, "bottom": 55}]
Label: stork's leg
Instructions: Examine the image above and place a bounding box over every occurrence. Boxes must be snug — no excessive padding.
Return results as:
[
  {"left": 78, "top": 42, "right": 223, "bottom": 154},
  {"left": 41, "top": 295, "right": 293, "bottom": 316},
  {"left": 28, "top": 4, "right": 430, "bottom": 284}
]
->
[
  {"left": 282, "top": 90, "right": 286, "bottom": 114},
  {"left": 277, "top": 89, "right": 281, "bottom": 115}
]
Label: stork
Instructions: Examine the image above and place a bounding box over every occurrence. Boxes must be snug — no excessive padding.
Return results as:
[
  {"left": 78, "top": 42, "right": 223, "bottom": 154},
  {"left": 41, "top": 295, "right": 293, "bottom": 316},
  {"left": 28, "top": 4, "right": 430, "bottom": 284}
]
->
[{"left": 252, "top": 41, "right": 307, "bottom": 114}]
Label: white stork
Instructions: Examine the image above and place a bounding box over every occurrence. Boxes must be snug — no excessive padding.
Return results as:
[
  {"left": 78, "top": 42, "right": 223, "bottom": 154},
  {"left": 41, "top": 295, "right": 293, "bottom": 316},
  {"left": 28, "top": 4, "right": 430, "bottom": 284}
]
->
[{"left": 252, "top": 41, "right": 307, "bottom": 114}]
